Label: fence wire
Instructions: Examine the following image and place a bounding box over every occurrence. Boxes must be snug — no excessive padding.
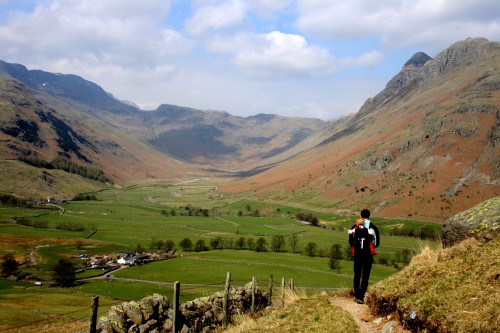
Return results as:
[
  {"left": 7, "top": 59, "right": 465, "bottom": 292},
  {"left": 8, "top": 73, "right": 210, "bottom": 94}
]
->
[
  {"left": 1, "top": 276, "right": 345, "bottom": 332},
  {"left": 0, "top": 306, "right": 91, "bottom": 332}
]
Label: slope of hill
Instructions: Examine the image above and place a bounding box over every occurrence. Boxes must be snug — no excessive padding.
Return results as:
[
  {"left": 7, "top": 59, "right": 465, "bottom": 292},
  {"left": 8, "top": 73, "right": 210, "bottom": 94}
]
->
[
  {"left": 144, "top": 106, "right": 329, "bottom": 170},
  {"left": 0, "top": 60, "right": 329, "bottom": 182},
  {"left": 218, "top": 198, "right": 499, "bottom": 333},
  {"left": 0, "top": 76, "right": 199, "bottom": 195},
  {"left": 222, "top": 38, "right": 500, "bottom": 221},
  {"left": 368, "top": 197, "right": 500, "bottom": 332}
]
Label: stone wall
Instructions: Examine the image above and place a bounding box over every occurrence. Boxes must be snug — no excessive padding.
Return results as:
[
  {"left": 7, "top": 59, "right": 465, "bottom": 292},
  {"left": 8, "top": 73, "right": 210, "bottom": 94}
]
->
[{"left": 98, "top": 283, "right": 269, "bottom": 333}]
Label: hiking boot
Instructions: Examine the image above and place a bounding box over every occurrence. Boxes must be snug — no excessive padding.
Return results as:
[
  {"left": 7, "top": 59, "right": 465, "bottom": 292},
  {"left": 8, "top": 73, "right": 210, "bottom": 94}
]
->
[{"left": 356, "top": 298, "right": 364, "bottom": 304}]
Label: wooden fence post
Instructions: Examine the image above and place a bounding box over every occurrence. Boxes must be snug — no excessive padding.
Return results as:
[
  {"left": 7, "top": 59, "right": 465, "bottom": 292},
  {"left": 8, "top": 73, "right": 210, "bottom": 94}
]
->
[
  {"left": 173, "top": 281, "right": 180, "bottom": 333},
  {"left": 290, "top": 278, "right": 294, "bottom": 292},
  {"left": 268, "top": 274, "right": 273, "bottom": 306},
  {"left": 251, "top": 276, "right": 256, "bottom": 313},
  {"left": 281, "top": 277, "right": 285, "bottom": 307},
  {"left": 89, "top": 295, "right": 99, "bottom": 333},
  {"left": 222, "top": 272, "right": 231, "bottom": 325}
]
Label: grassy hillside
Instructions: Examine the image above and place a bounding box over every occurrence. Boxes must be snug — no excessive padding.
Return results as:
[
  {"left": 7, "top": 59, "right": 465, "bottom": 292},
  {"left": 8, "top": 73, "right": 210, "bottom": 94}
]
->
[
  {"left": 368, "top": 236, "right": 499, "bottom": 333},
  {"left": 0, "top": 160, "right": 108, "bottom": 199},
  {"left": 221, "top": 38, "right": 500, "bottom": 221},
  {"left": 213, "top": 236, "right": 499, "bottom": 333}
]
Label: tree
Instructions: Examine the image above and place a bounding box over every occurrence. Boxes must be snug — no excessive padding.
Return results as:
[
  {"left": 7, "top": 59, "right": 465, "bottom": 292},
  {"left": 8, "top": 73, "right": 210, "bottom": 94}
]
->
[
  {"left": 195, "top": 239, "right": 208, "bottom": 252},
  {"left": 149, "top": 238, "right": 158, "bottom": 250},
  {"left": 289, "top": 234, "right": 299, "bottom": 253},
  {"left": 235, "top": 237, "right": 246, "bottom": 249},
  {"left": 210, "top": 237, "right": 224, "bottom": 250},
  {"left": 305, "top": 242, "right": 317, "bottom": 257},
  {"left": 1, "top": 254, "right": 18, "bottom": 276},
  {"left": 52, "top": 259, "right": 76, "bottom": 287},
  {"left": 328, "top": 244, "right": 343, "bottom": 271},
  {"left": 136, "top": 244, "right": 146, "bottom": 254},
  {"left": 330, "top": 244, "right": 343, "bottom": 260},
  {"left": 179, "top": 238, "right": 193, "bottom": 251},
  {"left": 344, "top": 245, "right": 353, "bottom": 260},
  {"left": 225, "top": 238, "right": 234, "bottom": 249},
  {"left": 247, "top": 237, "right": 255, "bottom": 250},
  {"left": 271, "top": 235, "right": 286, "bottom": 252},
  {"left": 164, "top": 240, "right": 175, "bottom": 250},
  {"left": 255, "top": 237, "right": 267, "bottom": 252}
]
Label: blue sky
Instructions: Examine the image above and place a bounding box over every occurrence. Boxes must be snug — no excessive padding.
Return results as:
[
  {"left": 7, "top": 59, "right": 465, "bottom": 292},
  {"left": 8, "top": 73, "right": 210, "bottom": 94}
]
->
[{"left": 0, "top": 0, "right": 498, "bottom": 120}]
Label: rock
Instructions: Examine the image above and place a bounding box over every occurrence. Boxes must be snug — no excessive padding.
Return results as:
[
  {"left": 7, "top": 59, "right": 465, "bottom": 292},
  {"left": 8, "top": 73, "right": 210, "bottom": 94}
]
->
[
  {"left": 123, "top": 300, "right": 143, "bottom": 325},
  {"left": 380, "top": 320, "right": 399, "bottom": 333},
  {"left": 442, "top": 197, "right": 500, "bottom": 247},
  {"left": 108, "top": 305, "right": 127, "bottom": 333}
]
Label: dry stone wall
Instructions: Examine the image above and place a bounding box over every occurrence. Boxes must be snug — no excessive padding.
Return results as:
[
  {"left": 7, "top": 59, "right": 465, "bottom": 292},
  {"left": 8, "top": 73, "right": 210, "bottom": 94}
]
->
[{"left": 97, "top": 283, "right": 269, "bottom": 333}]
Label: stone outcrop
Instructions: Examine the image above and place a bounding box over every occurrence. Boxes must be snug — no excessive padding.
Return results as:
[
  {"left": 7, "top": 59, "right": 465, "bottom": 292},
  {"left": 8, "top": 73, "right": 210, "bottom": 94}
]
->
[
  {"left": 98, "top": 283, "right": 269, "bottom": 333},
  {"left": 442, "top": 196, "right": 500, "bottom": 247}
]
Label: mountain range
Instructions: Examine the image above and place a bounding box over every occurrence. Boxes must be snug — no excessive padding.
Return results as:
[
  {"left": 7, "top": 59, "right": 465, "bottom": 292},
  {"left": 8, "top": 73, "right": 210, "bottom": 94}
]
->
[{"left": 0, "top": 37, "right": 498, "bottom": 221}]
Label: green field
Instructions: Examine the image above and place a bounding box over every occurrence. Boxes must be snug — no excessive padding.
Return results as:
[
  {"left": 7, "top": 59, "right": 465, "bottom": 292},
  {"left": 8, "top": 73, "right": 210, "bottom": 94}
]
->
[{"left": 0, "top": 179, "right": 441, "bottom": 331}]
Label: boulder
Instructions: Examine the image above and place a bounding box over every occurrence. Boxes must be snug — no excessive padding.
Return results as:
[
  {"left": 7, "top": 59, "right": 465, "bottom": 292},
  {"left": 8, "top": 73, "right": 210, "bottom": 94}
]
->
[{"left": 442, "top": 196, "right": 499, "bottom": 247}]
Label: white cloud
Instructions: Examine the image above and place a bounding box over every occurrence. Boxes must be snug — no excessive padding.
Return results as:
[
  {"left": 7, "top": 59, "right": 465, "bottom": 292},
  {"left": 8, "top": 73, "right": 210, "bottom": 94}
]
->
[
  {"left": 234, "top": 31, "right": 335, "bottom": 78},
  {"left": 248, "top": 0, "right": 293, "bottom": 18},
  {"left": 0, "top": 0, "right": 191, "bottom": 68},
  {"left": 296, "top": 0, "right": 500, "bottom": 51},
  {"left": 185, "top": 0, "right": 247, "bottom": 36},
  {"left": 338, "top": 51, "right": 385, "bottom": 68}
]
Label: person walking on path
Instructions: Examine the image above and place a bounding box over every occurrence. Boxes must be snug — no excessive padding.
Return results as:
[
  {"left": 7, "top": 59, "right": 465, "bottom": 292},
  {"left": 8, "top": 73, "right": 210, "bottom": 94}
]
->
[{"left": 348, "top": 209, "right": 378, "bottom": 304}]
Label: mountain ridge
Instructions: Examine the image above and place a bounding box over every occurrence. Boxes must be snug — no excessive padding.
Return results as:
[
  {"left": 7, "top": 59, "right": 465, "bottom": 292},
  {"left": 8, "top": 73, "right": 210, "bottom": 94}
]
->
[
  {"left": 0, "top": 37, "right": 498, "bottom": 220},
  {"left": 221, "top": 37, "right": 499, "bottom": 221}
]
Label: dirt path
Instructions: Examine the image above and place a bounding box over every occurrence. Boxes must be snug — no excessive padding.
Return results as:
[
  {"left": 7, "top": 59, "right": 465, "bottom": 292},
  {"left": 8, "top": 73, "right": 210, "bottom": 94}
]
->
[{"left": 330, "top": 296, "right": 410, "bottom": 333}]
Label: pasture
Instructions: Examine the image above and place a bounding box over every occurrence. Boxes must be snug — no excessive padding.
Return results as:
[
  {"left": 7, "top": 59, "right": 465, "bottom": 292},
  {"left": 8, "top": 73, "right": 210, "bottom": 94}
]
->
[{"left": 0, "top": 179, "right": 441, "bottom": 330}]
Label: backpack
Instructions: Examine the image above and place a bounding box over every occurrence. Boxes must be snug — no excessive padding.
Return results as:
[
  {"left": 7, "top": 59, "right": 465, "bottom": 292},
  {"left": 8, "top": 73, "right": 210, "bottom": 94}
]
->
[
  {"left": 353, "top": 227, "right": 372, "bottom": 255},
  {"left": 348, "top": 222, "right": 381, "bottom": 248}
]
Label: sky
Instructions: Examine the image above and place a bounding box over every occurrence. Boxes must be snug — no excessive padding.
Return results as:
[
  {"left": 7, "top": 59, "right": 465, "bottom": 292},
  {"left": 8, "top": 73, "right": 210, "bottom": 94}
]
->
[{"left": 0, "top": 1, "right": 498, "bottom": 120}]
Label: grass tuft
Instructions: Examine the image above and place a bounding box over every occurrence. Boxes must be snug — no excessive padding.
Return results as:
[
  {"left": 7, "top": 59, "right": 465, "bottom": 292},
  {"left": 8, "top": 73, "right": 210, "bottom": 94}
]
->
[
  {"left": 367, "top": 236, "right": 500, "bottom": 333},
  {"left": 216, "top": 291, "right": 357, "bottom": 333}
]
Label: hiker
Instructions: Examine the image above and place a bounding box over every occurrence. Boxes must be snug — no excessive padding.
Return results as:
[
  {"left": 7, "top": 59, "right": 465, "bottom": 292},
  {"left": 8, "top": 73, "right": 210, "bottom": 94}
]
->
[
  {"left": 348, "top": 209, "right": 379, "bottom": 304},
  {"left": 348, "top": 218, "right": 376, "bottom": 255}
]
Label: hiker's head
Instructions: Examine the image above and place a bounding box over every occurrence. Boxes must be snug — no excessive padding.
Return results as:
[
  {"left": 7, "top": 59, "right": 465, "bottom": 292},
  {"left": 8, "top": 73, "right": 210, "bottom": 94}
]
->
[
  {"left": 356, "top": 218, "right": 364, "bottom": 227},
  {"left": 360, "top": 209, "right": 370, "bottom": 219}
]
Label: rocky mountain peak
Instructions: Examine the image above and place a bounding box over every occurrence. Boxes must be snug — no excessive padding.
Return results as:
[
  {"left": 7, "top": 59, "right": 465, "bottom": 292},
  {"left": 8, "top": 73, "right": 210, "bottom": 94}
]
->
[
  {"left": 403, "top": 52, "right": 432, "bottom": 68},
  {"left": 422, "top": 37, "right": 497, "bottom": 80},
  {"left": 356, "top": 38, "right": 497, "bottom": 119}
]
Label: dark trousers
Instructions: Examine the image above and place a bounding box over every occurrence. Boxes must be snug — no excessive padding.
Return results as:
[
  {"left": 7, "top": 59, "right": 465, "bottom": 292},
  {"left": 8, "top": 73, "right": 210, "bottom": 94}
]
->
[{"left": 353, "top": 254, "right": 373, "bottom": 300}]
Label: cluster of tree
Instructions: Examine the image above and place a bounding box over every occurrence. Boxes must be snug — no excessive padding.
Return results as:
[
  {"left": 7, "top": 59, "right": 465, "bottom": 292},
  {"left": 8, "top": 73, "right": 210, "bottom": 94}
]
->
[
  {"left": 295, "top": 212, "right": 319, "bottom": 226},
  {"left": 56, "top": 222, "right": 96, "bottom": 232},
  {"left": 72, "top": 193, "right": 98, "bottom": 201},
  {"left": 52, "top": 258, "right": 76, "bottom": 287},
  {"left": 1, "top": 254, "right": 19, "bottom": 276},
  {"left": 15, "top": 217, "right": 49, "bottom": 228},
  {"left": 237, "top": 209, "right": 261, "bottom": 217},
  {"left": 389, "top": 224, "right": 440, "bottom": 240},
  {"left": 149, "top": 238, "right": 175, "bottom": 251},
  {"left": 160, "top": 209, "right": 177, "bottom": 217},
  {"left": 19, "top": 155, "right": 111, "bottom": 183},
  {"left": 0, "top": 194, "right": 31, "bottom": 208},
  {"left": 180, "top": 205, "right": 210, "bottom": 217}
]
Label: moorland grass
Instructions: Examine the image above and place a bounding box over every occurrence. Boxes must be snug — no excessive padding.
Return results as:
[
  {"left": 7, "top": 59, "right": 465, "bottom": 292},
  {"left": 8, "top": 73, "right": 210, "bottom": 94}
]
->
[
  {"left": 368, "top": 237, "right": 500, "bottom": 333},
  {"left": 216, "top": 292, "right": 358, "bottom": 333}
]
